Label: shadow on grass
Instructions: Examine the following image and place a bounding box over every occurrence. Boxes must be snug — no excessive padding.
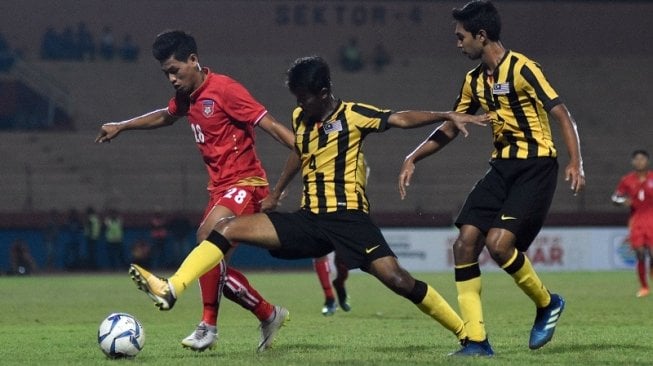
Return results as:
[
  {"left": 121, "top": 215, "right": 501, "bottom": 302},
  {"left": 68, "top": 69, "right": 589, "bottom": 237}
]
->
[
  {"left": 352, "top": 313, "right": 420, "bottom": 321},
  {"left": 539, "top": 342, "right": 653, "bottom": 355},
  {"left": 275, "top": 343, "right": 337, "bottom": 352}
]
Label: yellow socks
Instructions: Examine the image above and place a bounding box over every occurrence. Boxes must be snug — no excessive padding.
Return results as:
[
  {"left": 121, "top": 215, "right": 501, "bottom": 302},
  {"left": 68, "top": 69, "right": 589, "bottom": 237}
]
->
[
  {"left": 168, "top": 239, "right": 225, "bottom": 297},
  {"left": 455, "top": 262, "right": 486, "bottom": 342},
  {"left": 502, "top": 249, "right": 550, "bottom": 308},
  {"left": 417, "top": 285, "right": 467, "bottom": 341}
]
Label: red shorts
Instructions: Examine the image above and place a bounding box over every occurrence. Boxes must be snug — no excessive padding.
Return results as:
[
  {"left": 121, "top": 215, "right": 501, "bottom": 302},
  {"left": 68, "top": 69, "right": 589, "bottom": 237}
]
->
[
  {"left": 201, "top": 185, "right": 270, "bottom": 222},
  {"left": 629, "top": 218, "right": 653, "bottom": 248}
]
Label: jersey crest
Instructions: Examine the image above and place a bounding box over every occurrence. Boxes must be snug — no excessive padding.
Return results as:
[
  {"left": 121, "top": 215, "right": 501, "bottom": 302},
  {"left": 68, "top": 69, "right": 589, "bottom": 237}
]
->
[{"left": 201, "top": 99, "right": 215, "bottom": 118}]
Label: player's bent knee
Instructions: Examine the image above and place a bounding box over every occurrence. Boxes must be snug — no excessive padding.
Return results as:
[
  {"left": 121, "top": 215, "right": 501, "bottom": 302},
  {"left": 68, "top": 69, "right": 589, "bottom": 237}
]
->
[
  {"left": 485, "top": 242, "right": 514, "bottom": 265},
  {"left": 214, "top": 215, "right": 236, "bottom": 229},
  {"left": 381, "top": 271, "right": 415, "bottom": 297},
  {"left": 453, "top": 238, "right": 478, "bottom": 261}
]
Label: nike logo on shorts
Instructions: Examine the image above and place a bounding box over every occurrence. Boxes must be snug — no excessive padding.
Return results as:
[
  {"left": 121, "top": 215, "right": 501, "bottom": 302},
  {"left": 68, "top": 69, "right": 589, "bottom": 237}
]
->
[
  {"left": 365, "top": 245, "right": 381, "bottom": 254},
  {"left": 501, "top": 214, "right": 517, "bottom": 221}
]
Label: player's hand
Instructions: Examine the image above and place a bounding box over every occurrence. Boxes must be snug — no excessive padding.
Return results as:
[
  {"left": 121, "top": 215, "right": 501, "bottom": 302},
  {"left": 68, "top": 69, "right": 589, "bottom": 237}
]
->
[
  {"left": 95, "top": 123, "right": 121, "bottom": 143},
  {"left": 260, "top": 190, "right": 288, "bottom": 212},
  {"left": 260, "top": 196, "right": 278, "bottom": 212},
  {"left": 398, "top": 159, "right": 416, "bottom": 200},
  {"left": 448, "top": 112, "right": 489, "bottom": 137},
  {"left": 612, "top": 196, "right": 632, "bottom": 207},
  {"left": 565, "top": 161, "right": 585, "bottom": 195}
]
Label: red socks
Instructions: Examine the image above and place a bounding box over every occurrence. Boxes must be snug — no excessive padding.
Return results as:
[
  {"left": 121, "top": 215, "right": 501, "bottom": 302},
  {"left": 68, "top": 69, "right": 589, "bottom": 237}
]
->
[
  {"left": 223, "top": 267, "right": 275, "bottom": 321},
  {"left": 637, "top": 259, "right": 648, "bottom": 289},
  {"left": 198, "top": 263, "right": 274, "bottom": 325},
  {"left": 314, "top": 257, "right": 335, "bottom": 301},
  {"left": 199, "top": 262, "right": 226, "bottom": 326}
]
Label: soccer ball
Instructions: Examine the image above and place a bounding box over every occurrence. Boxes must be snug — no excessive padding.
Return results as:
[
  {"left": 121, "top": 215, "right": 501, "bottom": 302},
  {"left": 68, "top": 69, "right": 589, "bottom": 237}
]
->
[{"left": 97, "top": 313, "right": 145, "bottom": 358}]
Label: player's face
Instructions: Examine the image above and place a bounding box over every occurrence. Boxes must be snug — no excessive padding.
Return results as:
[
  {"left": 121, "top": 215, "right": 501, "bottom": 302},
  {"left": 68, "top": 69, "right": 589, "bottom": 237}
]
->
[
  {"left": 160, "top": 54, "right": 202, "bottom": 94},
  {"left": 632, "top": 153, "right": 649, "bottom": 171},
  {"left": 292, "top": 88, "right": 328, "bottom": 121},
  {"left": 455, "top": 22, "right": 483, "bottom": 60}
]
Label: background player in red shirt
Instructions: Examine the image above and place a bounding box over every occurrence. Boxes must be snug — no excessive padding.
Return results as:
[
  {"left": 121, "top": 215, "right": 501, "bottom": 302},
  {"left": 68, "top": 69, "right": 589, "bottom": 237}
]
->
[
  {"left": 612, "top": 149, "right": 653, "bottom": 298},
  {"left": 95, "top": 30, "right": 295, "bottom": 352}
]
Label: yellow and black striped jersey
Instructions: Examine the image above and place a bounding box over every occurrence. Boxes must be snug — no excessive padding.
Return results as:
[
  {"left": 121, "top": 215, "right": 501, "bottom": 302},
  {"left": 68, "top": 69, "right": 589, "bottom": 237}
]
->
[
  {"left": 453, "top": 50, "right": 561, "bottom": 159},
  {"left": 292, "top": 100, "right": 391, "bottom": 214}
]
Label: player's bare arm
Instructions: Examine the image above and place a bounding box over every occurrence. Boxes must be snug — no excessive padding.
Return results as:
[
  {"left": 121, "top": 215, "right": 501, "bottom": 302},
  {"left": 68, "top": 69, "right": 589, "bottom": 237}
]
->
[
  {"left": 550, "top": 104, "right": 586, "bottom": 194},
  {"left": 398, "top": 121, "right": 460, "bottom": 200},
  {"left": 95, "top": 108, "right": 178, "bottom": 143},
  {"left": 260, "top": 150, "right": 302, "bottom": 212},
  {"left": 257, "top": 113, "right": 295, "bottom": 149},
  {"left": 388, "top": 110, "right": 488, "bottom": 136}
]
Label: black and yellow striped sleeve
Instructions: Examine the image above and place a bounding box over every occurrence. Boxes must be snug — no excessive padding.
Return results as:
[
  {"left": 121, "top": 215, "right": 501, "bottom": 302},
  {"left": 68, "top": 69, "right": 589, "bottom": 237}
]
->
[
  {"left": 350, "top": 103, "right": 392, "bottom": 132},
  {"left": 519, "top": 61, "right": 561, "bottom": 112},
  {"left": 453, "top": 68, "right": 482, "bottom": 115}
]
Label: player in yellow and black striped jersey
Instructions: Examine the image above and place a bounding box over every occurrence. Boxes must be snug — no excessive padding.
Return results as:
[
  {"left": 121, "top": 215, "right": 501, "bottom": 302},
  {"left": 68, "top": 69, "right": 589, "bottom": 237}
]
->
[
  {"left": 454, "top": 50, "right": 560, "bottom": 160},
  {"left": 398, "top": 1, "right": 586, "bottom": 356},
  {"left": 291, "top": 100, "right": 387, "bottom": 214},
  {"left": 127, "top": 55, "right": 492, "bottom": 353}
]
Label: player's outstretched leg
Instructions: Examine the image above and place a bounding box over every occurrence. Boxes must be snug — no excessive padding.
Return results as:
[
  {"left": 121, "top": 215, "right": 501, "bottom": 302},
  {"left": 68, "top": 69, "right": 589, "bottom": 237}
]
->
[
  {"left": 129, "top": 234, "right": 230, "bottom": 310},
  {"left": 129, "top": 264, "right": 177, "bottom": 310},
  {"left": 369, "top": 256, "right": 469, "bottom": 353}
]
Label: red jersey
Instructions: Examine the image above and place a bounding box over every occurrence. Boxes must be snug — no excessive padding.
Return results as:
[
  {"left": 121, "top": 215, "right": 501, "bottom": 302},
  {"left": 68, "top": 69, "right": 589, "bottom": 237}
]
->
[
  {"left": 167, "top": 69, "right": 268, "bottom": 190},
  {"left": 614, "top": 171, "right": 653, "bottom": 223}
]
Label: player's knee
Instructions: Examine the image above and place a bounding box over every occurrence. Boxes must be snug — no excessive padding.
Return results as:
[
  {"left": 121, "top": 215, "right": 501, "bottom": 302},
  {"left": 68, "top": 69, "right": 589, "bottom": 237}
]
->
[
  {"left": 485, "top": 239, "right": 513, "bottom": 265},
  {"left": 453, "top": 238, "right": 477, "bottom": 260},
  {"left": 384, "top": 270, "right": 414, "bottom": 296},
  {"left": 196, "top": 227, "right": 210, "bottom": 243},
  {"left": 213, "top": 216, "right": 236, "bottom": 237}
]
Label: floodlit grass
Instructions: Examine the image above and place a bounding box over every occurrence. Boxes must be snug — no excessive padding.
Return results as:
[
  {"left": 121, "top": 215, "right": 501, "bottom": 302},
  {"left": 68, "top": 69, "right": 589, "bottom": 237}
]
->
[{"left": 0, "top": 271, "right": 650, "bottom": 365}]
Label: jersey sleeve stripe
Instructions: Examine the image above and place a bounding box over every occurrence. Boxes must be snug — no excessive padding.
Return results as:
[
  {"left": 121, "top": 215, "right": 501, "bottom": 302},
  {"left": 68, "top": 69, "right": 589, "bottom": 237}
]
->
[
  {"left": 252, "top": 110, "right": 268, "bottom": 125},
  {"left": 351, "top": 104, "right": 383, "bottom": 117}
]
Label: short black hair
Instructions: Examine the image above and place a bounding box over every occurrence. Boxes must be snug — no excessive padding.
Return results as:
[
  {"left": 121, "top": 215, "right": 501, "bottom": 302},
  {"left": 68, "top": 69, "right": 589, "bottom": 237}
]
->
[
  {"left": 286, "top": 56, "right": 332, "bottom": 94},
  {"left": 632, "top": 149, "right": 650, "bottom": 159},
  {"left": 452, "top": 0, "right": 501, "bottom": 41},
  {"left": 152, "top": 30, "right": 197, "bottom": 62}
]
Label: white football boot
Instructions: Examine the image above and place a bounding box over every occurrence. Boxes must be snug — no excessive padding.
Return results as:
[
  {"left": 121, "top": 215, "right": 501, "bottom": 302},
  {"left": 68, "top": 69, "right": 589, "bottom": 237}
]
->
[
  {"left": 181, "top": 321, "right": 218, "bottom": 352},
  {"left": 257, "top": 306, "right": 289, "bottom": 352}
]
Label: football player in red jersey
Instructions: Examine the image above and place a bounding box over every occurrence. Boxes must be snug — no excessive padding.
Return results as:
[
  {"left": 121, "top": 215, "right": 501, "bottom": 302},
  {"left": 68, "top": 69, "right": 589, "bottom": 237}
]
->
[
  {"left": 95, "top": 30, "right": 294, "bottom": 352},
  {"left": 612, "top": 150, "right": 653, "bottom": 298}
]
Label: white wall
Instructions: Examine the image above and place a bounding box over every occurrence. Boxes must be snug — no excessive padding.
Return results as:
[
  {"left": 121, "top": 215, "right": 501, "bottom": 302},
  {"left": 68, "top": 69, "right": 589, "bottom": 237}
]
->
[{"left": 381, "top": 227, "right": 633, "bottom": 272}]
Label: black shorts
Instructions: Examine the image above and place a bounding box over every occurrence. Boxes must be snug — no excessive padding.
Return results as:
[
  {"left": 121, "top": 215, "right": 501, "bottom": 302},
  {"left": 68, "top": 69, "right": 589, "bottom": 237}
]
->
[
  {"left": 455, "top": 158, "right": 558, "bottom": 251},
  {"left": 266, "top": 209, "right": 396, "bottom": 271}
]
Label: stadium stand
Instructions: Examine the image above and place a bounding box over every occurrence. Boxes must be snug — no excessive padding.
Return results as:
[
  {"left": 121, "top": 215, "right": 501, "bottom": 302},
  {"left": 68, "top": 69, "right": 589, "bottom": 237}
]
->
[{"left": 0, "top": 0, "right": 650, "bottom": 222}]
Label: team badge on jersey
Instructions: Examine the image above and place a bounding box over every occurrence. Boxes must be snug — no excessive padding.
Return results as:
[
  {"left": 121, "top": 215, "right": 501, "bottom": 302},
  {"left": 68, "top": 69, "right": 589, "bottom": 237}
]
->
[
  {"left": 201, "top": 99, "right": 215, "bottom": 117},
  {"left": 323, "top": 120, "right": 343, "bottom": 134},
  {"left": 492, "top": 82, "right": 511, "bottom": 95}
]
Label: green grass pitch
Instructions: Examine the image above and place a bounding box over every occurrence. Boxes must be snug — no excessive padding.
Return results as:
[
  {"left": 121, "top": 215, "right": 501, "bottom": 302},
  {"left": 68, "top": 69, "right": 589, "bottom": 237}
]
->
[{"left": 0, "top": 270, "right": 650, "bottom": 365}]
